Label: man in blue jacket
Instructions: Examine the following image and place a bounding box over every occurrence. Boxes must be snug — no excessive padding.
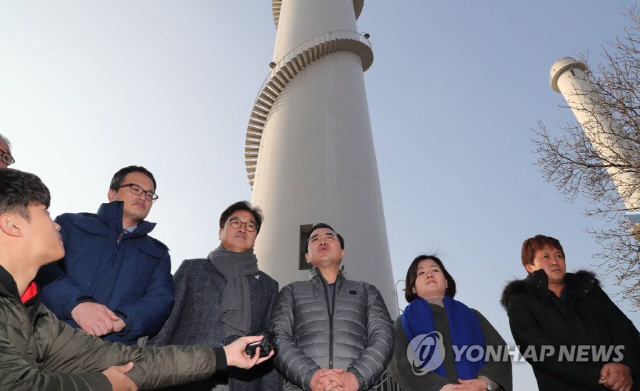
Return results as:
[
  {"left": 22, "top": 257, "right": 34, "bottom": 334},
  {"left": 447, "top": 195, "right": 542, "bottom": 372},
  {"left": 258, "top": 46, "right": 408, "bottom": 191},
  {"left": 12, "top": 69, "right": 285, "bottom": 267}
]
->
[
  {"left": 37, "top": 165, "right": 173, "bottom": 346},
  {"left": 0, "top": 168, "right": 273, "bottom": 391}
]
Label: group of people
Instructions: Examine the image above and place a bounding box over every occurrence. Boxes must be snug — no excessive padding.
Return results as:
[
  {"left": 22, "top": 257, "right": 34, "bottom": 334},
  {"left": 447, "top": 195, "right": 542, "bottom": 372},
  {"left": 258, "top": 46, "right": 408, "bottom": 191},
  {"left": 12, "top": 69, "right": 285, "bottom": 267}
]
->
[
  {"left": 388, "top": 241, "right": 640, "bottom": 391},
  {"left": 0, "top": 132, "right": 638, "bottom": 391}
]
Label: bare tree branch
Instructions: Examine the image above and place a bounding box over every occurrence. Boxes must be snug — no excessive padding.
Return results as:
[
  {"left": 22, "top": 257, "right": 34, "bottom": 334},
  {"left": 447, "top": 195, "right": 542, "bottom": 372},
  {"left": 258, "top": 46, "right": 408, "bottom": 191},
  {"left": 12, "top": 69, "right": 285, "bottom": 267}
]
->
[{"left": 535, "top": 6, "right": 640, "bottom": 308}]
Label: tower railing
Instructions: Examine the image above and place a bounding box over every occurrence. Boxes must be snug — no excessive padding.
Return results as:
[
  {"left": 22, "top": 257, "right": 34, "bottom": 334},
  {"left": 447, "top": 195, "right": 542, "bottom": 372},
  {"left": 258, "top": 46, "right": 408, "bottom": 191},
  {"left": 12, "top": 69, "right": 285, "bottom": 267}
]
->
[
  {"left": 371, "top": 370, "right": 403, "bottom": 391},
  {"left": 271, "top": 0, "right": 364, "bottom": 27},
  {"left": 244, "top": 30, "right": 373, "bottom": 187},
  {"left": 268, "top": 30, "right": 373, "bottom": 80}
]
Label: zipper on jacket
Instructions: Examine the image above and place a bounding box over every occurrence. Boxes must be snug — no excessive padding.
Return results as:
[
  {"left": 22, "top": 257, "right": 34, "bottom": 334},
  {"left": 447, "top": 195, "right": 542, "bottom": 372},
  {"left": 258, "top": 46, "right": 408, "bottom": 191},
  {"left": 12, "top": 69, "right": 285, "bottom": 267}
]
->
[
  {"left": 9, "top": 296, "right": 36, "bottom": 356},
  {"left": 112, "top": 231, "right": 125, "bottom": 266},
  {"left": 324, "top": 283, "right": 334, "bottom": 369},
  {"left": 316, "top": 267, "right": 343, "bottom": 370},
  {"left": 316, "top": 270, "right": 337, "bottom": 369}
]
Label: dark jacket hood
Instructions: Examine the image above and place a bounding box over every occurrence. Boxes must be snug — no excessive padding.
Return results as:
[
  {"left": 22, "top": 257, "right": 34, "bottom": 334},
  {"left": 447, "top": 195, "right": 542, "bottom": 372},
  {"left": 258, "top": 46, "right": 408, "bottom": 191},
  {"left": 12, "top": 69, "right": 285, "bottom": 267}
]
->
[{"left": 500, "top": 269, "right": 599, "bottom": 310}]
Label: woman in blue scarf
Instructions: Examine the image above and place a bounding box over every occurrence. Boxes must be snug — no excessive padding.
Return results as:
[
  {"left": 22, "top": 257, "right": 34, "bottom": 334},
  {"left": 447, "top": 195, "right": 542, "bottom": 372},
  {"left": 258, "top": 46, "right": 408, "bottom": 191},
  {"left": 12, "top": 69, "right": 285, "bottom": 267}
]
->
[{"left": 388, "top": 255, "right": 512, "bottom": 391}]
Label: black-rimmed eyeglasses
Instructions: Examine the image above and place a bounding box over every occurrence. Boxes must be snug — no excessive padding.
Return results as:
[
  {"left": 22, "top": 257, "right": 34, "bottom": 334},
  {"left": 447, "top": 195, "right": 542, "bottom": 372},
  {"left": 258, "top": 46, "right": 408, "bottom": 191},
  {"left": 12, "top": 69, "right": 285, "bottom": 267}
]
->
[
  {"left": 118, "top": 183, "right": 159, "bottom": 202},
  {"left": 226, "top": 218, "right": 258, "bottom": 232},
  {"left": 0, "top": 148, "right": 15, "bottom": 166}
]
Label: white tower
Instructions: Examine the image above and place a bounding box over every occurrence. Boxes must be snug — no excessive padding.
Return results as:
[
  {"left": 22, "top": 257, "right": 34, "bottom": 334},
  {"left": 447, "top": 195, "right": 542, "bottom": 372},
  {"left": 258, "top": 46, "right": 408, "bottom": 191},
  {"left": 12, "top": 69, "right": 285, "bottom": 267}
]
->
[
  {"left": 550, "top": 57, "right": 640, "bottom": 213},
  {"left": 245, "top": 0, "right": 398, "bottom": 316}
]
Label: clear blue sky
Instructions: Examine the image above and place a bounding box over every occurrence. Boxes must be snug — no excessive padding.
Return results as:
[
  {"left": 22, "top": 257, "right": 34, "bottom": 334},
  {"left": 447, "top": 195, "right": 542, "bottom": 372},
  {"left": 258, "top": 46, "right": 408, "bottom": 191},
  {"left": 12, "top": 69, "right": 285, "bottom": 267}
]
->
[{"left": 1, "top": 1, "right": 638, "bottom": 390}]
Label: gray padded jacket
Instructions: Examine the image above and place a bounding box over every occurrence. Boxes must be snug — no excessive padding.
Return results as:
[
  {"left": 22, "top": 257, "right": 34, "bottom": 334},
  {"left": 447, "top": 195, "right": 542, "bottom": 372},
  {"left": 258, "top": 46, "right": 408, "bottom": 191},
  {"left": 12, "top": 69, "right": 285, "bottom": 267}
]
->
[{"left": 270, "top": 268, "right": 394, "bottom": 390}]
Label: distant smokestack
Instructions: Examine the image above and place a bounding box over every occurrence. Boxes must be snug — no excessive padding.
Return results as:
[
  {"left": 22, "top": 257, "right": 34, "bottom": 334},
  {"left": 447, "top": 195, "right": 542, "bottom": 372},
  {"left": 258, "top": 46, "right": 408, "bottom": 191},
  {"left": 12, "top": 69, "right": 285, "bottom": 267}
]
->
[{"left": 550, "top": 57, "right": 640, "bottom": 213}]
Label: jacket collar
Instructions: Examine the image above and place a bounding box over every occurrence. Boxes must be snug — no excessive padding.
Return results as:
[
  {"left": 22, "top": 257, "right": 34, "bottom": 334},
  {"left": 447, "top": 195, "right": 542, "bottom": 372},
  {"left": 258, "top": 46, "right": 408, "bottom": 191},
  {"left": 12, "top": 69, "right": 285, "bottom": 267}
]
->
[
  {"left": 310, "top": 265, "right": 345, "bottom": 287},
  {"left": 0, "top": 265, "right": 43, "bottom": 324},
  {"left": 564, "top": 270, "right": 599, "bottom": 297},
  {"left": 0, "top": 264, "right": 19, "bottom": 300},
  {"left": 96, "top": 201, "right": 156, "bottom": 237},
  {"left": 528, "top": 269, "right": 598, "bottom": 293},
  {"left": 501, "top": 269, "right": 599, "bottom": 310},
  {"left": 529, "top": 269, "right": 551, "bottom": 289}
]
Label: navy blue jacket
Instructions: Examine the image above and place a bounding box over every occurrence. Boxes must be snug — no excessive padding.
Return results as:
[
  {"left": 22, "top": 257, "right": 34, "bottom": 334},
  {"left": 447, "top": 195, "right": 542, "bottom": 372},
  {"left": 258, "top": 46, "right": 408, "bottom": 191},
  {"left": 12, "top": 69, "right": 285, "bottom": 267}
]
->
[{"left": 36, "top": 201, "right": 174, "bottom": 345}]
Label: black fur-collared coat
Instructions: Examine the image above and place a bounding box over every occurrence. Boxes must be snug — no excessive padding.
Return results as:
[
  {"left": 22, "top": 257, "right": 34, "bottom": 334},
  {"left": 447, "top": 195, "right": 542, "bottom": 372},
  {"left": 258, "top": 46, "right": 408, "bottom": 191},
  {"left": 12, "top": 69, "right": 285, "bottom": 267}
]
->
[{"left": 501, "top": 269, "right": 640, "bottom": 391}]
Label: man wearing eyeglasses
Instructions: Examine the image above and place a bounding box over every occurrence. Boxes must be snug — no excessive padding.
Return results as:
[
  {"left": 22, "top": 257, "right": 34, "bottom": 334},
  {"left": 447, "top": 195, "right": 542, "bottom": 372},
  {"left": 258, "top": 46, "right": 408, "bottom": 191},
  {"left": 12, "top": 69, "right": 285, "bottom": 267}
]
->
[
  {"left": 0, "top": 168, "right": 274, "bottom": 390},
  {"left": 0, "top": 133, "right": 15, "bottom": 168},
  {"left": 148, "top": 201, "right": 282, "bottom": 391},
  {"left": 270, "top": 223, "right": 394, "bottom": 391},
  {"left": 36, "top": 165, "right": 173, "bottom": 346}
]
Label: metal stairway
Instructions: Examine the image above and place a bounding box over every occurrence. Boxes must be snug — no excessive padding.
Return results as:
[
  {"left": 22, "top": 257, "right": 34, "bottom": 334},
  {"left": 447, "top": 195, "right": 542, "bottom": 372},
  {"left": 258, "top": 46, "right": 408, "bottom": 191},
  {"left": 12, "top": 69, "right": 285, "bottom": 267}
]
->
[{"left": 244, "top": 30, "right": 374, "bottom": 187}]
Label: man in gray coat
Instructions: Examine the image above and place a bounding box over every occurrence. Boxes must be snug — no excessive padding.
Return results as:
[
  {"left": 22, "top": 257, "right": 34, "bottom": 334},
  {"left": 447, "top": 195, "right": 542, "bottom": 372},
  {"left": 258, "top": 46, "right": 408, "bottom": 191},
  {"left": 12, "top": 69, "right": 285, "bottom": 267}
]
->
[
  {"left": 270, "top": 223, "right": 394, "bottom": 391},
  {"left": 0, "top": 168, "right": 273, "bottom": 391}
]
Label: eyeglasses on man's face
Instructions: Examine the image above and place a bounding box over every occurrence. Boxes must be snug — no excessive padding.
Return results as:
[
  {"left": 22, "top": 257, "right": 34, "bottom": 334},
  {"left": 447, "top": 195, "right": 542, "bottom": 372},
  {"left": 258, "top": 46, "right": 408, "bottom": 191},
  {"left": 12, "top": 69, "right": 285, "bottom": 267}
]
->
[
  {"left": 0, "top": 148, "right": 15, "bottom": 166},
  {"left": 118, "top": 183, "right": 158, "bottom": 202},
  {"left": 309, "top": 232, "right": 337, "bottom": 245},
  {"left": 226, "top": 217, "right": 258, "bottom": 232}
]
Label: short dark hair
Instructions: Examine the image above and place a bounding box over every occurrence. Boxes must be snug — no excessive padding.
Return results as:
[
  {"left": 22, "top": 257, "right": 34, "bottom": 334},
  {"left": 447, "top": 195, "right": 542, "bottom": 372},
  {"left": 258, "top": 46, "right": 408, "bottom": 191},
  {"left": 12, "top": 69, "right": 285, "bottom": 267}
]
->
[
  {"left": 404, "top": 255, "right": 456, "bottom": 302},
  {"left": 521, "top": 234, "right": 565, "bottom": 271},
  {"left": 219, "top": 201, "right": 264, "bottom": 233},
  {"left": 305, "top": 223, "right": 345, "bottom": 252},
  {"left": 109, "top": 166, "right": 157, "bottom": 191},
  {"left": 0, "top": 169, "right": 51, "bottom": 221}
]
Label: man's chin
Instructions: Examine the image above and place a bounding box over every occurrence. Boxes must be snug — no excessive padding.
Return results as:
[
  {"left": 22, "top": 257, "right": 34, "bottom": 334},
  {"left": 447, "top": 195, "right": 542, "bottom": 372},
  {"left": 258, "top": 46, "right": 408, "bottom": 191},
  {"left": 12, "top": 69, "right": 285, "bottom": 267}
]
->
[
  {"left": 44, "top": 251, "right": 65, "bottom": 265},
  {"left": 128, "top": 212, "right": 149, "bottom": 223}
]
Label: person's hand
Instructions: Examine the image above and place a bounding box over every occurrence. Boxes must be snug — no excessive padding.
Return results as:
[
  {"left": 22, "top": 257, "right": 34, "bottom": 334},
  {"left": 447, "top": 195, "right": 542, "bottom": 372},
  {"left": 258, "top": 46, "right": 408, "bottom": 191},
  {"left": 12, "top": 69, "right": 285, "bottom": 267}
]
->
[
  {"left": 451, "top": 378, "right": 486, "bottom": 390},
  {"left": 112, "top": 316, "right": 126, "bottom": 333},
  {"left": 310, "top": 368, "right": 345, "bottom": 391},
  {"left": 600, "top": 362, "right": 633, "bottom": 391},
  {"left": 332, "top": 371, "right": 359, "bottom": 391},
  {"left": 102, "top": 362, "right": 138, "bottom": 391},
  {"left": 71, "top": 302, "right": 122, "bottom": 336},
  {"left": 223, "top": 335, "right": 274, "bottom": 369}
]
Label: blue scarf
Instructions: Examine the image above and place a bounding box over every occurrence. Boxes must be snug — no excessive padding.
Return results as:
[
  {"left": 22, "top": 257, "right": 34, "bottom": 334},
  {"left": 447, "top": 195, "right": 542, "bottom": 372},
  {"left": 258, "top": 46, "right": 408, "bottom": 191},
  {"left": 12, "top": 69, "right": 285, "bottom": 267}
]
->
[{"left": 401, "top": 296, "right": 486, "bottom": 379}]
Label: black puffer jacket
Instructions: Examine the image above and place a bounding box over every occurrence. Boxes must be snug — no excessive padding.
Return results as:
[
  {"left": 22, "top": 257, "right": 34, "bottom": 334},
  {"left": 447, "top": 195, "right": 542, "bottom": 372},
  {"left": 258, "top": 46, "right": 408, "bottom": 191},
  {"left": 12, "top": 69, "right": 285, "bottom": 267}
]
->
[
  {"left": 270, "top": 268, "right": 394, "bottom": 390},
  {"left": 501, "top": 269, "right": 640, "bottom": 391}
]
